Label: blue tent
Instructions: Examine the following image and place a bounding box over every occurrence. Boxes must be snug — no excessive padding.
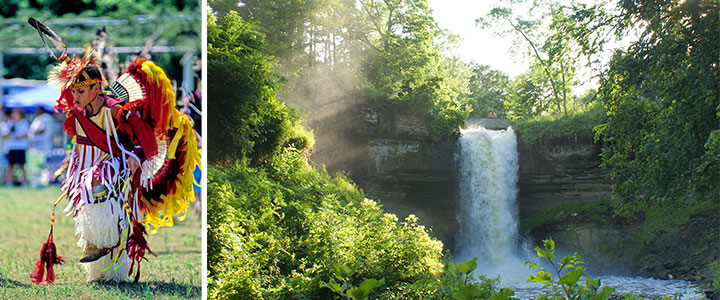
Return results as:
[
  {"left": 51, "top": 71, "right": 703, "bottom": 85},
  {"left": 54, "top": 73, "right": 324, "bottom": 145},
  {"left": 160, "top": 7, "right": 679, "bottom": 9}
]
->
[{"left": 2, "top": 83, "right": 60, "bottom": 114}]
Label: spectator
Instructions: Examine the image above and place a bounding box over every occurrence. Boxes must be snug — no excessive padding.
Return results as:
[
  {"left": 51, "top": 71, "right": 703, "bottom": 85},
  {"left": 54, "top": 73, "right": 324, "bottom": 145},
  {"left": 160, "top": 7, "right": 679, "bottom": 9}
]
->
[
  {"left": 29, "top": 106, "right": 55, "bottom": 186},
  {"left": 1, "top": 108, "right": 30, "bottom": 187}
]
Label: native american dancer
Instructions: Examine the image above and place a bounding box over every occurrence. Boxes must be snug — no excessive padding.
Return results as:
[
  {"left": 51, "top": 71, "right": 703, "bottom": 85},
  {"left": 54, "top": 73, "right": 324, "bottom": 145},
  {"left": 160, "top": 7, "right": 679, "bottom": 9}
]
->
[{"left": 27, "top": 18, "right": 200, "bottom": 284}]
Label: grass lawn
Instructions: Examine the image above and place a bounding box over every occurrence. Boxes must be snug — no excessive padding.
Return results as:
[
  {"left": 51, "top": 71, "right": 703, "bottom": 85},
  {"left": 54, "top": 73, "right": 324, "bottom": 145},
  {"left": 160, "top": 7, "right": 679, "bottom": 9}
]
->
[{"left": 0, "top": 186, "right": 201, "bottom": 299}]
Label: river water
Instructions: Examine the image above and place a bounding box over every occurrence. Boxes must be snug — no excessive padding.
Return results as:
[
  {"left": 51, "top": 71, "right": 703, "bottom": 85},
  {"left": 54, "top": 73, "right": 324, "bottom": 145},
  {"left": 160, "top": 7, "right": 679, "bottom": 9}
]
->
[{"left": 454, "top": 126, "right": 704, "bottom": 299}]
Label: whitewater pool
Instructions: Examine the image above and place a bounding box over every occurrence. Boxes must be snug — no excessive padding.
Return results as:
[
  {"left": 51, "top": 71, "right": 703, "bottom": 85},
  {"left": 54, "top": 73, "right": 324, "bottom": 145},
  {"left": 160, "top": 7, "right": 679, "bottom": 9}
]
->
[{"left": 500, "top": 275, "right": 704, "bottom": 300}]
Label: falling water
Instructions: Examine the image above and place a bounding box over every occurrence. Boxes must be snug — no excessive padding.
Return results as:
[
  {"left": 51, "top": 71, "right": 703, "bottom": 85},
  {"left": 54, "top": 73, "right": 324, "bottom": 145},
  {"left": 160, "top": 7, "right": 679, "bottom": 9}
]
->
[
  {"left": 454, "top": 126, "right": 527, "bottom": 282},
  {"left": 453, "top": 126, "right": 702, "bottom": 299}
]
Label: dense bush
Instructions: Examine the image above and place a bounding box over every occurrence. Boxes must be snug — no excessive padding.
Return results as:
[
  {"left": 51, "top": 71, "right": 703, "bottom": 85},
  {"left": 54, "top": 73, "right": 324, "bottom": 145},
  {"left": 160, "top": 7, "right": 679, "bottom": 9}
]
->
[
  {"left": 208, "top": 149, "right": 451, "bottom": 299},
  {"left": 207, "top": 12, "right": 312, "bottom": 164}
]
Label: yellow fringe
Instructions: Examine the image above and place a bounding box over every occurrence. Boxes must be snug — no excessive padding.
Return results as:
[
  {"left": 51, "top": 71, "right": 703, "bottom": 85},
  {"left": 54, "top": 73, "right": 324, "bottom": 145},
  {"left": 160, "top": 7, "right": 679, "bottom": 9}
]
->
[{"left": 135, "top": 60, "right": 200, "bottom": 233}]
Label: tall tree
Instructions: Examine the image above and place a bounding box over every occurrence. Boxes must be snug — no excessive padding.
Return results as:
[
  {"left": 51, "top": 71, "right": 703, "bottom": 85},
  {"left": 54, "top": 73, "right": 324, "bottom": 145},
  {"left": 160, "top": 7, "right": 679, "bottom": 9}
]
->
[
  {"left": 207, "top": 11, "right": 311, "bottom": 163},
  {"left": 466, "top": 63, "right": 510, "bottom": 118},
  {"left": 595, "top": 0, "right": 720, "bottom": 211},
  {"left": 350, "top": 0, "right": 470, "bottom": 140},
  {"left": 210, "top": 0, "right": 471, "bottom": 140},
  {"left": 479, "top": 0, "right": 604, "bottom": 116}
]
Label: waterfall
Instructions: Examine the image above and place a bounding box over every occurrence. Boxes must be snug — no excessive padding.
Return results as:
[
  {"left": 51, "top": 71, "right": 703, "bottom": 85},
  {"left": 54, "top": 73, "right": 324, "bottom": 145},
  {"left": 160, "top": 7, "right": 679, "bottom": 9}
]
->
[
  {"left": 455, "top": 126, "right": 526, "bottom": 281},
  {"left": 453, "top": 126, "right": 702, "bottom": 298}
]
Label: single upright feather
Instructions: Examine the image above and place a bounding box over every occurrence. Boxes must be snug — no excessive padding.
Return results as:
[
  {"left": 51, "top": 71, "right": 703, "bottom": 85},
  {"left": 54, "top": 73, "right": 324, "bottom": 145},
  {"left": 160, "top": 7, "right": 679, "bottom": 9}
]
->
[{"left": 27, "top": 17, "right": 66, "bottom": 60}]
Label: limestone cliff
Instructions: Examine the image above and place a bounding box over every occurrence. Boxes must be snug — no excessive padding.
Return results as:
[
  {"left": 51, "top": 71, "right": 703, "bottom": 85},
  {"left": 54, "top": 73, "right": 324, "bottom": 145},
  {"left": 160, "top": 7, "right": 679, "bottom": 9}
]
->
[
  {"left": 304, "top": 104, "right": 459, "bottom": 247},
  {"left": 515, "top": 130, "right": 612, "bottom": 218}
]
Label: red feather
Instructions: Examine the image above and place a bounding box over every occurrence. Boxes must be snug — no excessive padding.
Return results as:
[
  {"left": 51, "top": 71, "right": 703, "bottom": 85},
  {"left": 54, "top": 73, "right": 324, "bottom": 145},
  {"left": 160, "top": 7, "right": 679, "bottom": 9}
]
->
[
  {"left": 126, "top": 221, "right": 157, "bottom": 283},
  {"left": 54, "top": 89, "right": 75, "bottom": 114},
  {"left": 30, "top": 231, "right": 64, "bottom": 284}
]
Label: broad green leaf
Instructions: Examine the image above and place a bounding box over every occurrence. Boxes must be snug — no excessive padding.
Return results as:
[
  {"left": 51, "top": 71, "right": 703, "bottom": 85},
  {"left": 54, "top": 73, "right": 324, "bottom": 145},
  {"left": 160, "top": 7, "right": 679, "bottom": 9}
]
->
[
  {"left": 457, "top": 257, "right": 478, "bottom": 275},
  {"left": 535, "top": 246, "right": 555, "bottom": 259},
  {"left": 543, "top": 238, "right": 555, "bottom": 251},
  {"left": 347, "top": 287, "right": 369, "bottom": 300},
  {"left": 489, "top": 288, "right": 515, "bottom": 300},
  {"left": 358, "top": 278, "right": 384, "bottom": 293},
  {"left": 593, "top": 286, "right": 615, "bottom": 300},
  {"left": 528, "top": 271, "right": 552, "bottom": 283},
  {"left": 320, "top": 280, "right": 341, "bottom": 293},
  {"left": 560, "top": 255, "right": 573, "bottom": 266},
  {"left": 453, "top": 285, "right": 482, "bottom": 300},
  {"left": 586, "top": 276, "right": 600, "bottom": 291},
  {"left": 558, "top": 267, "right": 584, "bottom": 285}
]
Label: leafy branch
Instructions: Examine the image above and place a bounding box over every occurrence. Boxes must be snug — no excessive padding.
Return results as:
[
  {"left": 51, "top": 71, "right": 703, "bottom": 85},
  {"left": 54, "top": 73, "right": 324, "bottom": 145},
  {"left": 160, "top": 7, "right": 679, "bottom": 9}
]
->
[
  {"left": 527, "top": 238, "right": 614, "bottom": 300},
  {"left": 320, "top": 263, "right": 385, "bottom": 300}
]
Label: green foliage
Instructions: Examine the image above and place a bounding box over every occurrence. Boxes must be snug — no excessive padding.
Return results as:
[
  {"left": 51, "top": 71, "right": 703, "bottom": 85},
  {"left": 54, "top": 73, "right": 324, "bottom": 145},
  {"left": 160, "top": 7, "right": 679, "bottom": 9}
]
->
[
  {"left": 372, "top": 0, "right": 470, "bottom": 140},
  {"left": 207, "top": 12, "right": 313, "bottom": 163},
  {"left": 210, "top": 0, "right": 471, "bottom": 141},
  {"left": 709, "top": 259, "right": 720, "bottom": 292},
  {"left": 526, "top": 238, "right": 615, "bottom": 300},
  {"left": 0, "top": 0, "right": 197, "bottom": 18},
  {"left": 207, "top": 150, "right": 448, "bottom": 299},
  {"left": 353, "top": 0, "right": 471, "bottom": 140},
  {"left": 466, "top": 63, "right": 510, "bottom": 118},
  {"left": 518, "top": 199, "right": 614, "bottom": 233},
  {"left": 374, "top": 254, "right": 497, "bottom": 300},
  {"left": 503, "top": 65, "right": 552, "bottom": 121},
  {"left": 480, "top": 0, "right": 600, "bottom": 118},
  {"left": 1, "top": 1, "right": 200, "bottom": 79},
  {"left": 444, "top": 257, "right": 509, "bottom": 300},
  {"left": 514, "top": 99, "right": 605, "bottom": 145},
  {"left": 595, "top": 0, "right": 720, "bottom": 213},
  {"left": 620, "top": 292, "right": 683, "bottom": 300},
  {"left": 321, "top": 264, "right": 385, "bottom": 300}
]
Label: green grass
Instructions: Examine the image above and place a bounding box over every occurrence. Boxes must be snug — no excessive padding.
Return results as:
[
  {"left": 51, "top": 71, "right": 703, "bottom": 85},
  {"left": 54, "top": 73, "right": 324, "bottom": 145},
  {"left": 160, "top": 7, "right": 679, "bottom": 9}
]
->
[
  {"left": 514, "top": 101, "right": 606, "bottom": 145},
  {"left": 518, "top": 199, "right": 614, "bottom": 233},
  {"left": 0, "top": 187, "right": 201, "bottom": 299}
]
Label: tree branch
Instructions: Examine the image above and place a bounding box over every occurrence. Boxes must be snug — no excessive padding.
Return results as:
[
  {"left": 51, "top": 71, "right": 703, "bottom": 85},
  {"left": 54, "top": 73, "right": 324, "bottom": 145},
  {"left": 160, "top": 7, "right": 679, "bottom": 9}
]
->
[{"left": 506, "top": 17, "right": 562, "bottom": 112}]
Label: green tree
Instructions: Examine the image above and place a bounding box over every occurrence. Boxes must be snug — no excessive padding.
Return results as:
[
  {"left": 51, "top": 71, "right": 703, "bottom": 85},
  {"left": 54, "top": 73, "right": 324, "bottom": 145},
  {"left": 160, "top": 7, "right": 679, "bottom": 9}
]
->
[
  {"left": 207, "top": 12, "right": 312, "bottom": 164},
  {"left": 351, "top": 0, "right": 470, "bottom": 140},
  {"left": 210, "top": 0, "right": 470, "bottom": 141},
  {"left": 466, "top": 63, "right": 510, "bottom": 118},
  {"left": 207, "top": 150, "right": 447, "bottom": 299},
  {"left": 479, "top": 0, "right": 603, "bottom": 118},
  {"left": 503, "top": 65, "right": 548, "bottom": 121},
  {"left": 595, "top": 0, "right": 720, "bottom": 211},
  {"left": 1, "top": 1, "right": 200, "bottom": 79}
]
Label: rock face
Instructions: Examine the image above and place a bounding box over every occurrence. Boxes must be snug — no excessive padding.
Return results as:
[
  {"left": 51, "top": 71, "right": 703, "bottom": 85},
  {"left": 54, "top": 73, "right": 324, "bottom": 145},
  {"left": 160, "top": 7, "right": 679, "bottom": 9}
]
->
[
  {"left": 528, "top": 204, "right": 720, "bottom": 282},
  {"left": 305, "top": 103, "right": 460, "bottom": 247},
  {"left": 515, "top": 131, "right": 612, "bottom": 218},
  {"left": 363, "top": 136, "right": 459, "bottom": 248},
  {"left": 516, "top": 131, "right": 719, "bottom": 282},
  {"left": 309, "top": 113, "right": 616, "bottom": 251},
  {"left": 304, "top": 105, "right": 717, "bottom": 282}
]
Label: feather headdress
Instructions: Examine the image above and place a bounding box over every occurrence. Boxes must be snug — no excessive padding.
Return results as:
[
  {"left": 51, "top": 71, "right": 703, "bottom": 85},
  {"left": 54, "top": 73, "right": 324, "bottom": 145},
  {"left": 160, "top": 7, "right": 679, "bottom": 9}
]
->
[{"left": 47, "top": 47, "right": 107, "bottom": 91}]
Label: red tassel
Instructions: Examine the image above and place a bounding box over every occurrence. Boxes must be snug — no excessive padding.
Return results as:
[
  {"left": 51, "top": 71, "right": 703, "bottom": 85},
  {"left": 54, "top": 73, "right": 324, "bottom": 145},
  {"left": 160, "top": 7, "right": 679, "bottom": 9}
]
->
[
  {"left": 126, "top": 221, "right": 157, "bottom": 282},
  {"left": 30, "top": 231, "right": 64, "bottom": 284}
]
